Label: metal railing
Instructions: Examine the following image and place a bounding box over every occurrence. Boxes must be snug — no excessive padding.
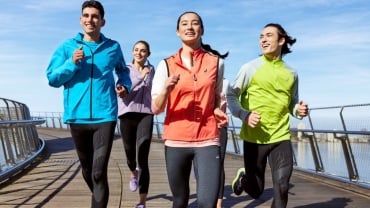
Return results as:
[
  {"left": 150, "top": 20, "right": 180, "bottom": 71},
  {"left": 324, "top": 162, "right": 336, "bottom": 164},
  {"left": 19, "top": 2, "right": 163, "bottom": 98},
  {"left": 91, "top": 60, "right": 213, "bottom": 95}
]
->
[
  {"left": 30, "top": 103, "right": 370, "bottom": 189},
  {"left": 221, "top": 103, "right": 370, "bottom": 189},
  {"left": 289, "top": 103, "right": 370, "bottom": 189},
  {"left": 0, "top": 98, "right": 45, "bottom": 183}
]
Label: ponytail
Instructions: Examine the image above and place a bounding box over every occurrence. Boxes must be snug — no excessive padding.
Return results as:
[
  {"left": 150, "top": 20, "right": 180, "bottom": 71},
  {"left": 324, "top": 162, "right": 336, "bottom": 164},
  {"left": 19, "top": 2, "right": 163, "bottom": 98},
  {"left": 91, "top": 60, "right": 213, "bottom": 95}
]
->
[{"left": 201, "top": 43, "right": 229, "bottom": 59}]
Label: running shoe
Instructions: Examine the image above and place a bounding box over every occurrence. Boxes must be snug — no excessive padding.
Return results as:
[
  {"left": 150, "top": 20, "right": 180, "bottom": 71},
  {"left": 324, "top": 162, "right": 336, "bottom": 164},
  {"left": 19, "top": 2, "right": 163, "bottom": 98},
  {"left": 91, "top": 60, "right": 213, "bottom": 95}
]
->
[
  {"left": 232, "top": 167, "right": 245, "bottom": 195},
  {"left": 129, "top": 175, "right": 138, "bottom": 192},
  {"left": 129, "top": 168, "right": 141, "bottom": 192},
  {"left": 135, "top": 204, "right": 145, "bottom": 208}
]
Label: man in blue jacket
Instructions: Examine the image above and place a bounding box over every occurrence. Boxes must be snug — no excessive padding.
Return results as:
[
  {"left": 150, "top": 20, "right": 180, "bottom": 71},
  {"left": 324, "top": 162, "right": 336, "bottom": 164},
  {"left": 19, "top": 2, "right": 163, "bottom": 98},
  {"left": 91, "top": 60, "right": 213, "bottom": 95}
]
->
[{"left": 46, "top": 1, "right": 131, "bottom": 207}]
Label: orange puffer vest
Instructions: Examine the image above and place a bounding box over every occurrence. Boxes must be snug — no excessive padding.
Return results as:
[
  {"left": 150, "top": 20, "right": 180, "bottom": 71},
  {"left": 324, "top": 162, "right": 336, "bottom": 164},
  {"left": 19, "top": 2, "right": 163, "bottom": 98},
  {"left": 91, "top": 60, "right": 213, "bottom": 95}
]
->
[{"left": 163, "top": 49, "right": 220, "bottom": 142}]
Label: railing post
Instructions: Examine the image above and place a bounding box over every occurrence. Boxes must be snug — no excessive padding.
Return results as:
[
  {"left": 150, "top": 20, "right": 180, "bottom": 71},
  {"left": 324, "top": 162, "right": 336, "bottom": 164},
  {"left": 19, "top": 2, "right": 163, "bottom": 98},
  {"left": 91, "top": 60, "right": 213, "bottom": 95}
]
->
[
  {"left": 3, "top": 127, "right": 16, "bottom": 165},
  {"left": 44, "top": 112, "right": 49, "bottom": 128},
  {"left": 339, "top": 106, "right": 359, "bottom": 181},
  {"left": 51, "top": 112, "right": 56, "bottom": 128},
  {"left": 306, "top": 111, "right": 325, "bottom": 172},
  {"left": 154, "top": 116, "right": 161, "bottom": 139},
  {"left": 304, "top": 132, "right": 324, "bottom": 172},
  {"left": 337, "top": 135, "right": 359, "bottom": 180},
  {"left": 228, "top": 129, "right": 240, "bottom": 154},
  {"left": 58, "top": 112, "right": 63, "bottom": 129}
]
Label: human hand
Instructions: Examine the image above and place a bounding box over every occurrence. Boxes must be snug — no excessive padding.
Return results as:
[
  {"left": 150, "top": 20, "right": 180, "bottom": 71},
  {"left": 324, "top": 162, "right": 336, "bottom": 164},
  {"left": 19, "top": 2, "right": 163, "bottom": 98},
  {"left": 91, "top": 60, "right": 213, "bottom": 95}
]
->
[
  {"left": 297, "top": 101, "right": 309, "bottom": 117},
  {"left": 163, "top": 74, "right": 180, "bottom": 93},
  {"left": 214, "top": 108, "right": 228, "bottom": 128},
  {"left": 219, "top": 94, "right": 227, "bottom": 112},
  {"left": 116, "top": 84, "right": 127, "bottom": 98},
  {"left": 73, "top": 45, "right": 84, "bottom": 64},
  {"left": 140, "top": 66, "right": 150, "bottom": 81},
  {"left": 245, "top": 111, "right": 261, "bottom": 128}
]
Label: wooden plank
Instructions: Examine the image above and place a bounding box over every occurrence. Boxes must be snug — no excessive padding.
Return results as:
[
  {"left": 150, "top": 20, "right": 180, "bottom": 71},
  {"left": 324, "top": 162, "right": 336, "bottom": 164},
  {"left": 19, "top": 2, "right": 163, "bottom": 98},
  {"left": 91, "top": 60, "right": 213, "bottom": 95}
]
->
[{"left": 0, "top": 128, "right": 369, "bottom": 208}]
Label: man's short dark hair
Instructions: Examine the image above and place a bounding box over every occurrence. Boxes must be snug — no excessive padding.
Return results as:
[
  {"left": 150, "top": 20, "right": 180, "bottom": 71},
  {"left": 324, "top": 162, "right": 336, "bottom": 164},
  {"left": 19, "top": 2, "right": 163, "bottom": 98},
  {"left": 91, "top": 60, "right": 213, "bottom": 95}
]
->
[{"left": 82, "top": 0, "right": 105, "bottom": 18}]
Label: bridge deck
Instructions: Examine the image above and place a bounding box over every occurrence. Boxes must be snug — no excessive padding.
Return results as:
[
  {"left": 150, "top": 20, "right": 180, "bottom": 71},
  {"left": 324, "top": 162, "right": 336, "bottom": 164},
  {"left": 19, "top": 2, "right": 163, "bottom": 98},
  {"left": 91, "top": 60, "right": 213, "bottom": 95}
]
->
[{"left": 0, "top": 128, "right": 369, "bottom": 208}]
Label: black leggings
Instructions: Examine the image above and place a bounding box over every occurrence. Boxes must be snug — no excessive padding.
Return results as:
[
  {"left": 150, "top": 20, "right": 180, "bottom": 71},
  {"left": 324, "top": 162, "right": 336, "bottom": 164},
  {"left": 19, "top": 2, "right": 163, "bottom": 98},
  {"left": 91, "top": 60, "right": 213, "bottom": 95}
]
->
[
  {"left": 165, "top": 145, "right": 220, "bottom": 208},
  {"left": 69, "top": 121, "right": 116, "bottom": 208},
  {"left": 218, "top": 127, "right": 228, "bottom": 199},
  {"left": 119, "top": 112, "right": 153, "bottom": 194},
  {"left": 242, "top": 140, "right": 293, "bottom": 208}
]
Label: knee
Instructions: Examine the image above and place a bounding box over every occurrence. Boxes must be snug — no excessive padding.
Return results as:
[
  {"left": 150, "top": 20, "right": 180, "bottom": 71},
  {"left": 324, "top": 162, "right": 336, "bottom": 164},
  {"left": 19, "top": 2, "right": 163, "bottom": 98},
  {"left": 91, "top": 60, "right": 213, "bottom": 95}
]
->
[
  {"left": 273, "top": 167, "right": 292, "bottom": 194},
  {"left": 277, "top": 179, "right": 290, "bottom": 194},
  {"left": 93, "top": 170, "right": 103, "bottom": 181},
  {"left": 243, "top": 177, "right": 264, "bottom": 199}
]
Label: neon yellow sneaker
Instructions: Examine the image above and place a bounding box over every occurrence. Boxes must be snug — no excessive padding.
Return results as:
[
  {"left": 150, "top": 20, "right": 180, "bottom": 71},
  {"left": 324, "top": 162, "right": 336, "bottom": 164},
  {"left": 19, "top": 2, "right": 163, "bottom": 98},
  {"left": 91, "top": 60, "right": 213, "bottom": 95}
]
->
[{"left": 231, "top": 167, "right": 245, "bottom": 195}]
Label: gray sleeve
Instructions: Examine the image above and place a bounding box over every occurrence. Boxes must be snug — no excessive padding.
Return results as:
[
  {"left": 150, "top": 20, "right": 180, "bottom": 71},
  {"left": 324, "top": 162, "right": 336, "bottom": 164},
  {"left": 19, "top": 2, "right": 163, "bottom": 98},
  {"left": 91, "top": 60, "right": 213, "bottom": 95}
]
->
[
  {"left": 226, "top": 62, "right": 254, "bottom": 122},
  {"left": 290, "top": 72, "right": 301, "bottom": 118},
  {"left": 215, "top": 58, "right": 225, "bottom": 108}
]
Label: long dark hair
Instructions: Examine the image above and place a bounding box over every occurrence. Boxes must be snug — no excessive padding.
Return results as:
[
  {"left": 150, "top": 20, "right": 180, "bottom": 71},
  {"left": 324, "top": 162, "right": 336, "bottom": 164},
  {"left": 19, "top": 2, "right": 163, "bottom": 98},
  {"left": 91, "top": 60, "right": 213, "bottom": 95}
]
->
[
  {"left": 264, "top": 23, "right": 296, "bottom": 56},
  {"left": 177, "top": 11, "right": 229, "bottom": 59}
]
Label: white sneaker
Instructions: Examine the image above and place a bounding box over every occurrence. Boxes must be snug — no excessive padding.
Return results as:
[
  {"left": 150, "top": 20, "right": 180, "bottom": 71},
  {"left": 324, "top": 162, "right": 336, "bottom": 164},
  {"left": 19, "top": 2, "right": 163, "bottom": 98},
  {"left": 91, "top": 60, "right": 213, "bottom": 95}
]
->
[{"left": 129, "top": 168, "right": 141, "bottom": 192}]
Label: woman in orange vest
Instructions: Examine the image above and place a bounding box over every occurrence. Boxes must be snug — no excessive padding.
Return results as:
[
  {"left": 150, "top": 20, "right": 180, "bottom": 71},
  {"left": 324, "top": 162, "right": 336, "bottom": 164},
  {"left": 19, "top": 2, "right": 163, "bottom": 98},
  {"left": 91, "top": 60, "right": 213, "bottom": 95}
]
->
[{"left": 151, "top": 11, "right": 229, "bottom": 208}]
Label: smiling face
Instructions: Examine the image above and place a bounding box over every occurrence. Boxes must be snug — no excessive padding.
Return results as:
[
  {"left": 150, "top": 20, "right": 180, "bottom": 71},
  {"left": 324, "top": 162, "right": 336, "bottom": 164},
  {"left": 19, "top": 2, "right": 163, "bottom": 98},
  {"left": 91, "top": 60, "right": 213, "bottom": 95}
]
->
[
  {"left": 176, "top": 12, "right": 203, "bottom": 46},
  {"left": 132, "top": 42, "right": 150, "bottom": 65},
  {"left": 80, "top": 7, "right": 105, "bottom": 41},
  {"left": 259, "top": 26, "right": 285, "bottom": 59}
]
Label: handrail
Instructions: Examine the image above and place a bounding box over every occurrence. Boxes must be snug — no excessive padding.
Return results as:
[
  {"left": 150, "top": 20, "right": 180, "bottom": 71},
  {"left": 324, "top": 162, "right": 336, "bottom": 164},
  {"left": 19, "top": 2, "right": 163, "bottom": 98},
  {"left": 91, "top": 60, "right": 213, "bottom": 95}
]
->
[
  {"left": 0, "top": 98, "right": 46, "bottom": 184},
  {"left": 29, "top": 103, "right": 370, "bottom": 189},
  {"left": 290, "top": 103, "right": 370, "bottom": 188},
  {"left": 291, "top": 129, "right": 370, "bottom": 135},
  {"left": 0, "top": 120, "right": 46, "bottom": 181},
  {"left": 225, "top": 103, "right": 370, "bottom": 188}
]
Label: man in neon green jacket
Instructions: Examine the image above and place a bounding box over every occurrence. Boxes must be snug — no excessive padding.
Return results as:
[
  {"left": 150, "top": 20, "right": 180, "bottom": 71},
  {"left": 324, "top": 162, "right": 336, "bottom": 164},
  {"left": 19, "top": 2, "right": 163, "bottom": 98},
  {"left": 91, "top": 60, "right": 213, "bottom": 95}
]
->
[{"left": 227, "top": 23, "right": 309, "bottom": 208}]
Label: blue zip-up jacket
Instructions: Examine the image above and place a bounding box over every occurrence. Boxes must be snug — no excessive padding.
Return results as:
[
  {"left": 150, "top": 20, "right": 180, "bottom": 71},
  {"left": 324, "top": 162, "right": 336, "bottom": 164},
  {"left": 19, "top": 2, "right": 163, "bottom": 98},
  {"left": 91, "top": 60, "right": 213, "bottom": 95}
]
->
[
  {"left": 118, "top": 63, "right": 155, "bottom": 116},
  {"left": 46, "top": 33, "right": 131, "bottom": 124}
]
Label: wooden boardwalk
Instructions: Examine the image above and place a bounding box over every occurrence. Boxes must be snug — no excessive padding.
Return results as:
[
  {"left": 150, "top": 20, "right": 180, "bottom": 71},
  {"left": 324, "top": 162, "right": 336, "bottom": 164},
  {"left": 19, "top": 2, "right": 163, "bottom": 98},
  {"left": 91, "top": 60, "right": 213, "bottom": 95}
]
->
[{"left": 0, "top": 128, "right": 369, "bottom": 208}]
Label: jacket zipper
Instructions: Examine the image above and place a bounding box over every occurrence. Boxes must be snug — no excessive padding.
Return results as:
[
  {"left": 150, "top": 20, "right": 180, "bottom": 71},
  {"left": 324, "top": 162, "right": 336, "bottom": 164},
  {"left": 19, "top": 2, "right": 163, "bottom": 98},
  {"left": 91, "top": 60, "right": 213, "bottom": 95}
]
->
[
  {"left": 140, "top": 69, "right": 145, "bottom": 113},
  {"left": 89, "top": 52, "right": 94, "bottom": 119}
]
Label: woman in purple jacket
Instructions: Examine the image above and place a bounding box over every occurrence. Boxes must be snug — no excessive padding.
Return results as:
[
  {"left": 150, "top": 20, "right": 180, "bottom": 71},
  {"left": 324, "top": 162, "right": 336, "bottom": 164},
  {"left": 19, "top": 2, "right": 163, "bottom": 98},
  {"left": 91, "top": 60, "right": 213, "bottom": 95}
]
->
[{"left": 117, "top": 40, "right": 155, "bottom": 208}]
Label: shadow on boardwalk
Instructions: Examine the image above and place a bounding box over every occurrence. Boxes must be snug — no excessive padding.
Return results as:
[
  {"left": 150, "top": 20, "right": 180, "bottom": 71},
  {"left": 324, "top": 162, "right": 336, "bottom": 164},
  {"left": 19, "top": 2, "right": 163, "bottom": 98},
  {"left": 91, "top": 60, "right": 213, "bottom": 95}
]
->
[{"left": 0, "top": 128, "right": 369, "bottom": 208}]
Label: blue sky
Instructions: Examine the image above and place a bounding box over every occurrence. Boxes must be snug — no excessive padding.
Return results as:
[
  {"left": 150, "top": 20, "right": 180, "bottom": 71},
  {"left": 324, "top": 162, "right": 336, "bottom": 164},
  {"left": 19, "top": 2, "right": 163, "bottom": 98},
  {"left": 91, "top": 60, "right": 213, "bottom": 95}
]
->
[{"left": 1, "top": 0, "right": 370, "bottom": 113}]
